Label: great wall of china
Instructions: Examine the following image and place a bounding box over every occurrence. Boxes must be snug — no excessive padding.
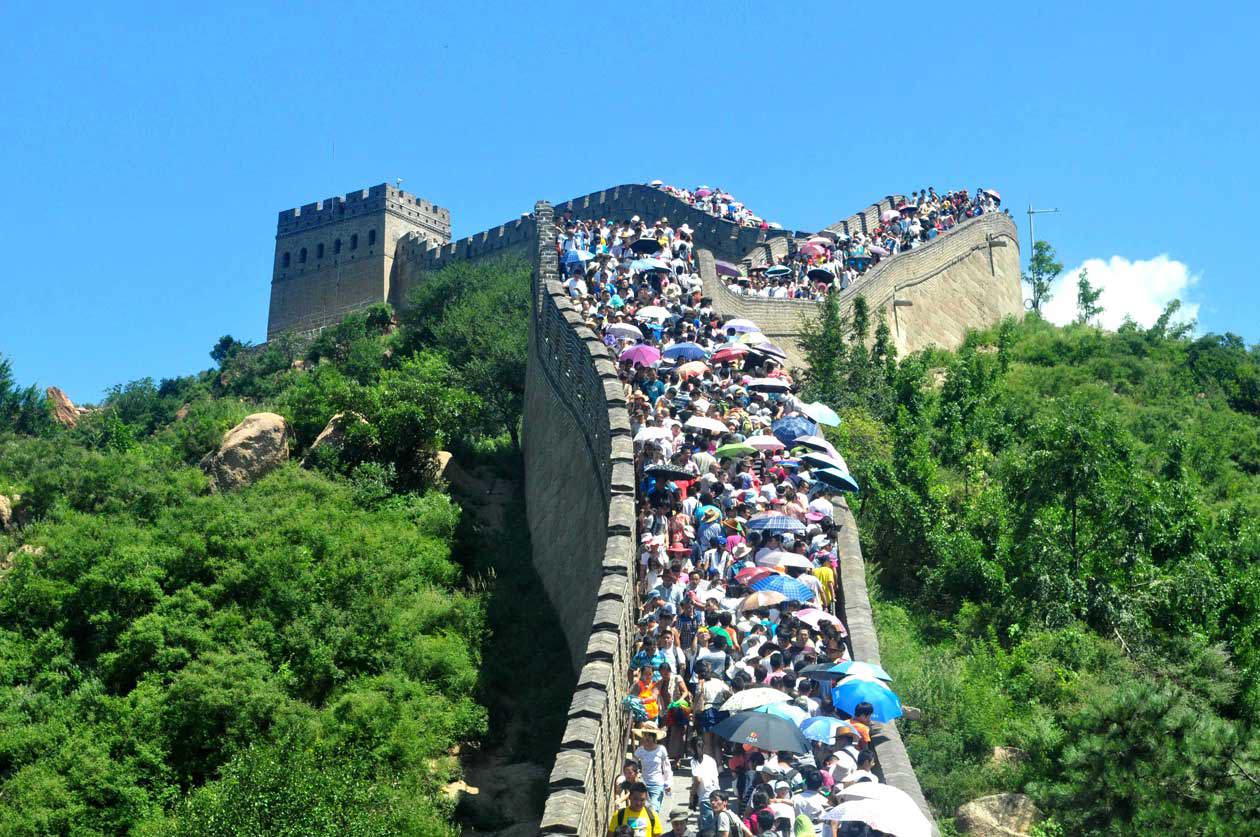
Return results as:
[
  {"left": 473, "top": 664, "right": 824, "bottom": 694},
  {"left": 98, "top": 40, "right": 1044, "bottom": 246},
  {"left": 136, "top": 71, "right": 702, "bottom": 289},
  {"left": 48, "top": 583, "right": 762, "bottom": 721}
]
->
[{"left": 269, "top": 183, "right": 1023, "bottom": 834}]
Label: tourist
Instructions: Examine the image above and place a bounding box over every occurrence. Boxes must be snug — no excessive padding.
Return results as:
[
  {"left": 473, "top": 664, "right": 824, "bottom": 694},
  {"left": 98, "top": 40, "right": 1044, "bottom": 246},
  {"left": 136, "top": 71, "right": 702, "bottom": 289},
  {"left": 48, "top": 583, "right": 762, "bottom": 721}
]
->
[
  {"left": 610, "top": 781, "right": 665, "bottom": 836},
  {"left": 634, "top": 724, "right": 674, "bottom": 813}
]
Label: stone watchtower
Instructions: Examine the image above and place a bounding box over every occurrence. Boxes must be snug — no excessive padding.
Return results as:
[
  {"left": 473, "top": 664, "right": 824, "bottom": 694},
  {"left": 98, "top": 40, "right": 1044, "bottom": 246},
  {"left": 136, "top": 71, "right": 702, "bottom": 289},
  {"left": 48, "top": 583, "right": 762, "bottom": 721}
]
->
[{"left": 267, "top": 184, "right": 451, "bottom": 338}]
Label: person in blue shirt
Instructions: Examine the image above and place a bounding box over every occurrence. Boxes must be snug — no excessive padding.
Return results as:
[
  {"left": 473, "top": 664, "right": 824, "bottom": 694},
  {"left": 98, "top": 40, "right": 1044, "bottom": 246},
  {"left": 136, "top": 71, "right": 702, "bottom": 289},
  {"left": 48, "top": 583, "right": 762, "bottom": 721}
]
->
[{"left": 641, "top": 369, "right": 666, "bottom": 404}]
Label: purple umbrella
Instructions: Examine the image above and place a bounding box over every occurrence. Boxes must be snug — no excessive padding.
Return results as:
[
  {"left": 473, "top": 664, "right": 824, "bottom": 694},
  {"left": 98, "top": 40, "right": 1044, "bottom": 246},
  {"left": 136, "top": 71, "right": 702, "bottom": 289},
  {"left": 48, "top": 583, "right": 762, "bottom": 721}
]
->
[
  {"left": 715, "top": 260, "right": 742, "bottom": 278},
  {"left": 619, "top": 344, "right": 661, "bottom": 367}
]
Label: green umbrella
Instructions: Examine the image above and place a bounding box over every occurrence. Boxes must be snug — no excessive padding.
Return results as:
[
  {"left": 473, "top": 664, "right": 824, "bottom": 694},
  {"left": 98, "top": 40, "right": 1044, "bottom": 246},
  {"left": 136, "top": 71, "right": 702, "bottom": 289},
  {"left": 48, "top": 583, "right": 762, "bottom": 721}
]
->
[{"left": 716, "top": 442, "right": 756, "bottom": 459}]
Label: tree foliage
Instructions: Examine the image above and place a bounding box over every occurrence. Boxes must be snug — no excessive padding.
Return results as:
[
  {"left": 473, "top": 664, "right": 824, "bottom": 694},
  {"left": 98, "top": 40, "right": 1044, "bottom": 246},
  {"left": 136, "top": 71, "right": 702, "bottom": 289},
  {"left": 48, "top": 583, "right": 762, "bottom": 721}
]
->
[{"left": 1022, "top": 240, "right": 1063, "bottom": 314}]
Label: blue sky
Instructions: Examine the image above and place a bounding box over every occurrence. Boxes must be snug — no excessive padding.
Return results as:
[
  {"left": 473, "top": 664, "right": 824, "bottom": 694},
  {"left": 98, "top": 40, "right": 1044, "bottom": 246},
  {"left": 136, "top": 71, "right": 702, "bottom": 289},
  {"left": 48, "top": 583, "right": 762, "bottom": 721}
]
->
[{"left": 2, "top": 1, "right": 1256, "bottom": 402}]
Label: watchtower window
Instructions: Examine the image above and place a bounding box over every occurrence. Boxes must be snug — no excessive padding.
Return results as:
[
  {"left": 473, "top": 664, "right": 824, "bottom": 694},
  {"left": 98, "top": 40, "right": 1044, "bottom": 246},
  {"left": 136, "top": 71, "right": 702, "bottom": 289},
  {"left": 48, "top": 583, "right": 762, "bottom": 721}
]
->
[
  {"left": 299, "top": 247, "right": 307, "bottom": 264},
  {"left": 282, "top": 252, "right": 291, "bottom": 268},
  {"left": 350, "top": 234, "right": 359, "bottom": 250},
  {"left": 334, "top": 238, "right": 342, "bottom": 254},
  {"left": 368, "top": 229, "right": 377, "bottom": 246},
  {"left": 316, "top": 243, "right": 325, "bottom": 259}
]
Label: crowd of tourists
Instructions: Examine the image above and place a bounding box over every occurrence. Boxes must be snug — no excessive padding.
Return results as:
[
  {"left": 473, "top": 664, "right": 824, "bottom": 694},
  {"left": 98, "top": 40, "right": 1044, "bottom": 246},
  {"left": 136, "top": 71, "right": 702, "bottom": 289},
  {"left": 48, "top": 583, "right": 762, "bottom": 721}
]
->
[
  {"left": 649, "top": 181, "right": 782, "bottom": 230},
  {"left": 720, "top": 187, "right": 1005, "bottom": 302},
  {"left": 554, "top": 212, "right": 929, "bottom": 837}
]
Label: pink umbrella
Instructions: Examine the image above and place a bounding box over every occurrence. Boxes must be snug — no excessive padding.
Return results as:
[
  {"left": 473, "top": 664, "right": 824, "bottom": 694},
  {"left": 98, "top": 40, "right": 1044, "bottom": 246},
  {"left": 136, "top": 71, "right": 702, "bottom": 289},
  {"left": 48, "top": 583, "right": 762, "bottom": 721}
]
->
[
  {"left": 798, "top": 243, "right": 826, "bottom": 258},
  {"left": 807, "top": 236, "right": 833, "bottom": 247},
  {"left": 619, "top": 344, "right": 661, "bottom": 366},
  {"left": 868, "top": 245, "right": 890, "bottom": 257},
  {"left": 880, "top": 209, "right": 899, "bottom": 223},
  {"left": 795, "top": 607, "right": 845, "bottom": 630},
  {"left": 696, "top": 187, "right": 713, "bottom": 197},
  {"left": 745, "top": 434, "right": 786, "bottom": 452}
]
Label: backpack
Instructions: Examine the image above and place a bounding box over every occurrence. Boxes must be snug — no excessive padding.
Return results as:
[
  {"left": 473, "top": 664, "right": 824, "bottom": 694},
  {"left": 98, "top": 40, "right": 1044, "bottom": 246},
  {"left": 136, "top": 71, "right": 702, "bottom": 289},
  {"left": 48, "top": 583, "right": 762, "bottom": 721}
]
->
[{"left": 614, "top": 805, "right": 660, "bottom": 832}]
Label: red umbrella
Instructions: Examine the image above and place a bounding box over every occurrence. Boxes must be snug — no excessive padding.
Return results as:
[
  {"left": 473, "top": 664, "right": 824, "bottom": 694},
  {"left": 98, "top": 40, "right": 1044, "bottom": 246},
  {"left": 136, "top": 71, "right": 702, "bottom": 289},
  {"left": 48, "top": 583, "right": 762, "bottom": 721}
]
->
[
  {"left": 711, "top": 346, "right": 749, "bottom": 364},
  {"left": 736, "top": 566, "right": 777, "bottom": 585}
]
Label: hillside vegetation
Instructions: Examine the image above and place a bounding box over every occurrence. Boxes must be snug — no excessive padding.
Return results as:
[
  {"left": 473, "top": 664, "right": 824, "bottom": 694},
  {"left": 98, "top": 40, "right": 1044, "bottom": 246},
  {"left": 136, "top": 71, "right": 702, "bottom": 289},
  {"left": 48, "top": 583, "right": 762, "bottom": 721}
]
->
[
  {"left": 800, "top": 293, "right": 1260, "bottom": 834},
  {"left": 0, "top": 257, "right": 553, "bottom": 836}
]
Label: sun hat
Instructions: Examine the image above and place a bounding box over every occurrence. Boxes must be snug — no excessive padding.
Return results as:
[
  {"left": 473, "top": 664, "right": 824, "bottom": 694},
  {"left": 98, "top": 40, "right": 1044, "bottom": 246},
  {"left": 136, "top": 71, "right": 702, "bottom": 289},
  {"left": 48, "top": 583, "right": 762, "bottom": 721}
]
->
[
  {"left": 670, "top": 808, "right": 690, "bottom": 823},
  {"left": 634, "top": 722, "right": 662, "bottom": 738}
]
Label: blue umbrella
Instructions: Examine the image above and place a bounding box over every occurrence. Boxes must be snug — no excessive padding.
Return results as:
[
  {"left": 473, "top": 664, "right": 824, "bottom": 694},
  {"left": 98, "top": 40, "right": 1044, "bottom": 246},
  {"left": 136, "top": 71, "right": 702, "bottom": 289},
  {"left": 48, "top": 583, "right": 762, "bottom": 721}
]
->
[
  {"left": 754, "top": 702, "right": 809, "bottom": 726},
  {"left": 772, "top": 415, "right": 821, "bottom": 446},
  {"left": 749, "top": 573, "right": 814, "bottom": 603},
  {"left": 802, "top": 401, "right": 842, "bottom": 427},
  {"left": 662, "top": 342, "right": 709, "bottom": 361},
  {"left": 562, "top": 249, "right": 595, "bottom": 264},
  {"left": 630, "top": 257, "right": 670, "bottom": 272},
  {"left": 814, "top": 468, "right": 860, "bottom": 493},
  {"left": 832, "top": 676, "right": 902, "bottom": 723},
  {"left": 833, "top": 661, "right": 893, "bottom": 682},
  {"left": 800, "top": 716, "right": 860, "bottom": 744},
  {"left": 746, "top": 514, "right": 806, "bottom": 534}
]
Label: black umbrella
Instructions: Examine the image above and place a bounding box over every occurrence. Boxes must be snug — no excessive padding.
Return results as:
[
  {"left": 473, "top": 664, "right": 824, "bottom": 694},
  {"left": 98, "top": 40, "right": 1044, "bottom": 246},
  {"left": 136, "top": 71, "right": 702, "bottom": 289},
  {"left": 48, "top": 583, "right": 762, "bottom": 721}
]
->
[
  {"left": 645, "top": 464, "right": 691, "bottom": 481},
  {"left": 807, "top": 267, "right": 834, "bottom": 283},
  {"left": 713, "top": 710, "right": 810, "bottom": 754},
  {"left": 630, "top": 238, "right": 663, "bottom": 255},
  {"left": 798, "top": 663, "right": 848, "bottom": 682}
]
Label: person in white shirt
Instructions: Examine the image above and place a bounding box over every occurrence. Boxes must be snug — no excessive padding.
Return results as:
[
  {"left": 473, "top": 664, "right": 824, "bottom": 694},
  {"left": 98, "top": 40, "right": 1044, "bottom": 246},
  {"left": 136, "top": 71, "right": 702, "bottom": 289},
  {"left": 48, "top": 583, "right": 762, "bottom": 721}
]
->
[
  {"left": 633, "top": 726, "right": 673, "bottom": 813},
  {"left": 791, "top": 769, "right": 830, "bottom": 834}
]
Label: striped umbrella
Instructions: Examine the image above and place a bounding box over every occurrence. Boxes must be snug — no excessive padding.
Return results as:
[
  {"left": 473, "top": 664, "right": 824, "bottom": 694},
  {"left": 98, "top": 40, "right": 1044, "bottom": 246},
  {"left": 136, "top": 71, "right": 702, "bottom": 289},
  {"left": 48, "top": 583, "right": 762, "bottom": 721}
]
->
[{"left": 746, "top": 514, "right": 806, "bottom": 534}]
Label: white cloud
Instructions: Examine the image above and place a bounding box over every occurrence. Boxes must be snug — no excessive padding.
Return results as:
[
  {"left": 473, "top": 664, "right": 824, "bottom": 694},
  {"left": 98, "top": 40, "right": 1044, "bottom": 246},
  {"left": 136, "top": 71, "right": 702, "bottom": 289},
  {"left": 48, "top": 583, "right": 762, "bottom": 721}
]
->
[{"left": 1040, "top": 255, "right": 1200, "bottom": 330}]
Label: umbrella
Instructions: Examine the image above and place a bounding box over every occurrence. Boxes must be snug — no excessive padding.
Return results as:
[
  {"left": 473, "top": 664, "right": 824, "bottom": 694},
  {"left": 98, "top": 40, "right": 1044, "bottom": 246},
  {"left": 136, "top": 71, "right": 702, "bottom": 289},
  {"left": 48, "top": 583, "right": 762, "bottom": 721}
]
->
[
  {"left": 983, "top": 188, "right": 1001, "bottom": 201},
  {"left": 801, "top": 402, "right": 841, "bottom": 427},
  {"left": 869, "top": 245, "right": 890, "bottom": 257},
  {"left": 753, "top": 701, "right": 809, "bottom": 726},
  {"left": 630, "top": 257, "right": 671, "bottom": 273},
  {"left": 712, "top": 710, "right": 810, "bottom": 753},
  {"left": 735, "top": 566, "right": 776, "bottom": 585},
  {"left": 807, "top": 267, "right": 834, "bottom": 283},
  {"left": 737, "top": 331, "right": 770, "bottom": 345},
  {"left": 723, "top": 318, "right": 760, "bottom": 333},
  {"left": 619, "top": 344, "right": 661, "bottom": 367},
  {"left": 807, "top": 236, "right": 834, "bottom": 247},
  {"left": 834, "top": 661, "right": 893, "bottom": 682},
  {"left": 755, "top": 549, "right": 795, "bottom": 568},
  {"left": 716, "top": 442, "right": 757, "bottom": 459},
  {"left": 765, "top": 265, "right": 793, "bottom": 278},
  {"left": 750, "top": 574, "right": 814, "bottom": 602},
  {"left": 606, "top": 322, "right": 643, "bottom": 340},
  {"left": 775, "top": 552, "right": 815, "bottom": 571},
  {"left": 799, "top": 663, "right": 851, "bottom": 682},
  {"left": 630, "top": 238, "right": 663, "bottom": 255},
  {"left": 822, "top": 798, "right": 931, "bottom": 837},
  {"left": 715, "top": 260, "right": 743, "bottom": 278},
  {"left": 645, "top": 464, "right": 691, "bottom": 481},
  {"left": 899, "top": 204, "right": 918, "bottom": 215},
  {"left": 880, "top": 209, "right": 900, "bottom": 223},
  {"left": 794, "top": 608, "right": 845, "bottom": 630},
  {"left": 719, "top": 688, "right": 791, "bottom": 713},
  {"left": 748, "top": 377, "right": 792, "bottom": 393},
  {"left": 745, "top": 434, "right": 785, "bottom": 452},
  {"left": 814, "top": 467, "right": 860, "bottom": 493},
  {"left": 562, "top": 249, "right": 596, "bottom": 264},
  {"left": 772, "top": 415, "right": 821, "bottom": 446},
  {"left": 684, "top": 415, "right": 728, "bottom": 434},
  {"left": 633, "top": 426, "right": 671, "bottom": 443},
  {"left": 662, "top": 342, "right": 708, "bottom": 361},
  {"left": 832, "top": 676, "right": 902, "bottom": 722},
  {"left": 834, "top": 783, "right": 921, "bottom": 808},
  {"left": 711, "top": 346, "right": 748, "bottom": 364},
  {"left": 747, "top": 514, "right": 807, "bottom": 534},
  {"left": 800, "top": 716, "right": 861, "bottom": 744},
  {"left": 635, "top": 306, "right": 672, "bottom": 321},
  {"left": 696, "top": 187, "right": 713, "bottom": 197},
  {"left": 792, "top": 435, "right": 838, "bottom": 455},
  {"left": 798, "top": 243, "right": 826, "bottom": 258},
  {"left": 737, "top": 590, "right": 788, "bottom": 612},
  {"left": 751, "top": 342, "right": 789, "bottom": 361},
  {"left": 800, "top": 451, "right": 847, "bottom": 472},
  {"left": 676, "top": 361, "right": 709, "bottom": 379}
]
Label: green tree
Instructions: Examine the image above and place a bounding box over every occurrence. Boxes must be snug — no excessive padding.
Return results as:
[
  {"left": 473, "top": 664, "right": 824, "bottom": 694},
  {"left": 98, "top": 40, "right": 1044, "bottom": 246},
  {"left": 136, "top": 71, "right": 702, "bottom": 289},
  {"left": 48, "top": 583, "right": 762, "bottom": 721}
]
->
[
  {"left": 1022, "top": 240, "right": 1064, "bottom": 314},
  {"left": 1075, "top": 268, "right": 1103, "bottom": 325},
  {"left": 797, "top": 290, "right": 847, "bottom": 406}
]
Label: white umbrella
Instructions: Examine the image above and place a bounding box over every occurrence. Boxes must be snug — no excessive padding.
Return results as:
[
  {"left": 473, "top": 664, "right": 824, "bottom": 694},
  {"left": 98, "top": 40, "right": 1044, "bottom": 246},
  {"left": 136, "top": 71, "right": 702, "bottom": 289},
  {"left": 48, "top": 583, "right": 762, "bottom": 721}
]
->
[
  {"left": 684, "top": 416, "right": 728, "bottom": 434},
  {"left": 723, "top": 318, "right": 760, "bottom": 333},
  {"left": 747, "top": 377, "right": 792, "bottom": 393},
  {"left": 755, "top": 550, "right": 796, "bottom": 568},
  {"left": 635, "top": 306, "right": 672, "bottom": 321},
  {"left": 633, "top": 426, "right": 671, "bottom": 443},
  {"left": 822, "top": 797, "right": 931, "bottom": 837},
  {"left": 777, "top": 552, "right": 814, "bottom": 570},
  {"left": 745, "top": 434, "right": 785, "bottom": 452},
  {"left": 606, "top": 322, "right": 643, "bottom": 340},
  {"left": 835, "top": 782, "right": 918, "bottom": 806},
  {"left": 720, "top": 687, "right": 790, "bottom": 713}
]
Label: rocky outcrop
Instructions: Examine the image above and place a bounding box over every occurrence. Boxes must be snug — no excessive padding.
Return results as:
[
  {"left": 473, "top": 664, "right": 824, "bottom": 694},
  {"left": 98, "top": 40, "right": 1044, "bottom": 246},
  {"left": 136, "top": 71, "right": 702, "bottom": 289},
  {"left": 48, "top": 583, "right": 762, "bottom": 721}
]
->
[
  {"left": 956, "top": 793, "right": 1042, "bottom": 836},
  {"left": 455, "top": 762, "right": 549, "bottom": 832},
  {"left": 199, "top": 413, "right": 290, "bottom": 493},
  {"left": 300, "top": 412, "right": 365, "bottom": 467},
  {"left": 0, "top": 495, "right": 11, "bottom": 531},
  {"left": 46, "top": 387, "right": 79, "bottom": 428}
]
